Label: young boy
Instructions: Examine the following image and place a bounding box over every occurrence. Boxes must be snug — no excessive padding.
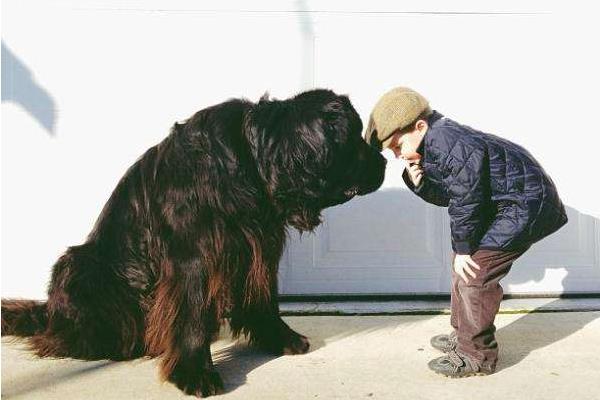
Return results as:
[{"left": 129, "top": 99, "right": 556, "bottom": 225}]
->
[{"left": 365, "top": 87, "right": 568, "bottom": 377}]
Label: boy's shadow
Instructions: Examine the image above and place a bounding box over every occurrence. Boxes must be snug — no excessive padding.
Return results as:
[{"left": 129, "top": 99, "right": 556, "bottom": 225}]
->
[
  {"left": 495, "top": 206, "right": 600, "bottom": 371},
  {"left": 495, "top": 293, "right": 599, "bottom": 371}
]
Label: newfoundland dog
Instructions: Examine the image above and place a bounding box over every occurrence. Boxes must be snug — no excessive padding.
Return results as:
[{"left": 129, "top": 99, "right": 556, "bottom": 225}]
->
[{"left": 2, "top": 89, "right": 386, "bottom": 397}]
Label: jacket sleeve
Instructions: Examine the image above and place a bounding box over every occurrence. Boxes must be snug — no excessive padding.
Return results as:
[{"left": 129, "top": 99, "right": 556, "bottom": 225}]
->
[
  {"left": 403, "top": 169, "right": 449, "bottom": 207},
  {"left": 446, "top": 148, "right": 489, "bottom": 255}
]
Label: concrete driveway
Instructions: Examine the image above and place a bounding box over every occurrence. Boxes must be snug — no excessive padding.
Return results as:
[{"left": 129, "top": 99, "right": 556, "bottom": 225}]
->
[{"left": 2, "top": 311, "right": 599, "bottom": 399}]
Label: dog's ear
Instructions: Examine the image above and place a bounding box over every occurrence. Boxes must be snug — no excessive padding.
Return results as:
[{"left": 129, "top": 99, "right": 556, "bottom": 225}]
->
[
  {"left": 270, "top": 130, "right": 326, "bottom": 231},
  {"left": 245, "top": 97, "right": 331, "bottom": 230},
  {"left": 259, "top": 91, "right": 270, "bottom": 102},
  {"left": 179, "top": 99, "right": 257, "bottom": 170}
]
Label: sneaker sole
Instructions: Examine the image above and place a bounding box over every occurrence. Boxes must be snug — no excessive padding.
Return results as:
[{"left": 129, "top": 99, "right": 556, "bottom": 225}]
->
[{"left": 432, "top": 371, "right": 492, "bottom": 378}]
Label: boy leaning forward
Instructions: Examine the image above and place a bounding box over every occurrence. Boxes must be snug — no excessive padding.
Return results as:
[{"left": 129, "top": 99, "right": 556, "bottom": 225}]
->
[{"left": 365, "top": 87, "right": 568, "bottom": 377}]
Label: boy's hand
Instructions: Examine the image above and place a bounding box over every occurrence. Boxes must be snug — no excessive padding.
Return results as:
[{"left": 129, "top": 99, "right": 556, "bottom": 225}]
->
[
  {"left": 453, "top": 254, "right": 481, "bottom": 284},
  {"left": 401, "top": 153, "right": 423, "bottom": 187}
]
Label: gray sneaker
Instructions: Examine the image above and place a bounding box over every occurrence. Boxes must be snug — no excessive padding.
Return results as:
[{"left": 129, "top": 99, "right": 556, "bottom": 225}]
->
[
  {"left": 430, "top": 332, "right": 457, "bottom": 353},
  {"left": 428, "top": 350, "right": 494, "bottom": 378}
]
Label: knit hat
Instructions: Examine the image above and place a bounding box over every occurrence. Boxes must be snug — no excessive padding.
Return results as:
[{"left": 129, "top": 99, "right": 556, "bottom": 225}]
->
[{"left": 365, "top": 87, "right": 431, "bottom": 151}]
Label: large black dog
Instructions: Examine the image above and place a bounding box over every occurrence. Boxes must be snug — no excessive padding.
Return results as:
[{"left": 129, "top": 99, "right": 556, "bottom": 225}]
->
[{"left": 1, "top": 89, "right": 386, "bottom": 397}]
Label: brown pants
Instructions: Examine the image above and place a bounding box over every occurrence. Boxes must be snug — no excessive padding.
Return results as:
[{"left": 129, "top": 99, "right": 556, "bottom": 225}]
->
[{"left": 450, "top": 248, "right": 528, "bottom": 371}]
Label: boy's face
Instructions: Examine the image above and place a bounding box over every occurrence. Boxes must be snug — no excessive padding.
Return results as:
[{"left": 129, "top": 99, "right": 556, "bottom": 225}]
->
[{"left": 387, "top": 119, "right": 429, "bottom": 159}]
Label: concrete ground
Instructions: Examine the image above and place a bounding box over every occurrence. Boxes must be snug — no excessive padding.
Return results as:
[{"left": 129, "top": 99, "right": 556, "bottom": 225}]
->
[{"left": 2, "top": 307, "right": 599, "bottom": 400}]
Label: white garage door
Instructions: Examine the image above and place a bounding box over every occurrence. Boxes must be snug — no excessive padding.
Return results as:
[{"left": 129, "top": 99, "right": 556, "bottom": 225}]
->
[{"left": 278, "top": 2, "right": 600, "bottom": 295}]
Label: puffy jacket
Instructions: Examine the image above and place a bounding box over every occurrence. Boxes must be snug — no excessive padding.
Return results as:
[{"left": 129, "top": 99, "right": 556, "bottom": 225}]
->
[{"left": 402, "top": 111, "right": 568, "bottom": 254}]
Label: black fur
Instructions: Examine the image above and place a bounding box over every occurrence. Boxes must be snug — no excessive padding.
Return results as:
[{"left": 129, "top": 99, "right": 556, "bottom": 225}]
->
[{"left": 1, "top": 89, "right": 386, "bottom": 397}]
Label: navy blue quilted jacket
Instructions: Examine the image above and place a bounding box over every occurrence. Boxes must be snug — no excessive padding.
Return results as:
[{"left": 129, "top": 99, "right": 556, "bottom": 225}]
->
[{"left": 402, "top": 111, "right": 568, "bottom": 255}]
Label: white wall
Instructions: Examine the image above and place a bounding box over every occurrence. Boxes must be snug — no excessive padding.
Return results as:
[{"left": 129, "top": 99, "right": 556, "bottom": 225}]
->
[{"left": 2, "top": 0, "right": 599, "bottom": 299}]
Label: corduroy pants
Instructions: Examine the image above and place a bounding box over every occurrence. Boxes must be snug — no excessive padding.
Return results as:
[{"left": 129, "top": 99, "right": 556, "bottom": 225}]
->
[{"left": 450, "top": 248, "right": 528, "bottom": 371}]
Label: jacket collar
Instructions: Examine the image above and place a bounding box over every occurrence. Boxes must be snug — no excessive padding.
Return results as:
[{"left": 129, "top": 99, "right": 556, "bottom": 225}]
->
[{"left": 416, "top": 110, "right": 444, "bottom": 158}]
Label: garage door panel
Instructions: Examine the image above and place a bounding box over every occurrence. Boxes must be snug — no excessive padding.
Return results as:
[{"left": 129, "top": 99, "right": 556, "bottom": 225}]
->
[
  {"left": 506, "top": 207, "right": 600, "bottom": 294},
  {"left": 280, "top": 185, "right": 450, "bottom": 294}
]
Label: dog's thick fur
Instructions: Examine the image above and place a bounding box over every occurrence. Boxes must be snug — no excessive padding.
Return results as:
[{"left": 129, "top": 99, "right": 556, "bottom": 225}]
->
[{"left": 1, "top": 89, "right": 386, "bottom": 397}]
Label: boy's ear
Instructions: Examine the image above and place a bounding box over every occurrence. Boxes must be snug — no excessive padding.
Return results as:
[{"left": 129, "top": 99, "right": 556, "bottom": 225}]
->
[{"left": 415, "top": 119, "right": 429, "bottom": 133}]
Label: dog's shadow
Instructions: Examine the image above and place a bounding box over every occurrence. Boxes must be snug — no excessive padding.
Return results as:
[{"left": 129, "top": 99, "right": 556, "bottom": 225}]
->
[
  {"left": 210, "top": 326, "right": 334, "bottom": 393},
  {"left": 0, "top": 339, "right": 117, "bottom": 399},
  {"left": 212, "top": 340, "right": 276, "bottom": 390},
  {"left": 212, "top": 315, "right": 417, "bottom": 394}
]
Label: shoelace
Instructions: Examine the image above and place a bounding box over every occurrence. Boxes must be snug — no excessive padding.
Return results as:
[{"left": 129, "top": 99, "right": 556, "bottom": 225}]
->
[
  {"left": 443, "top": 335, "right": 458, "bottom": 351},
  {"left": 447, "top": 350, "right": 465, "bottom": 372}
]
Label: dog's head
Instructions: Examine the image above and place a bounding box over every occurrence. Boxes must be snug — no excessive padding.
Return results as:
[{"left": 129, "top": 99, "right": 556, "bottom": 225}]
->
[{"left": 246, "top": 89, "right": 387, "bottom": 231}]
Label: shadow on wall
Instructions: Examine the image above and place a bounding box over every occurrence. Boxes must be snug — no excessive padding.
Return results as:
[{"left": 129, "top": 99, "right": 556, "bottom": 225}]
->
[{"left": 1, "top": 41, "right": 56, "bottom": 135}]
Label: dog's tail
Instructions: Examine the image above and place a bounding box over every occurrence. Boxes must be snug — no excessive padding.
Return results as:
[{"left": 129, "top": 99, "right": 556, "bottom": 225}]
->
[{"left": 1, "top": 299, "right": 48, "bottom": 337}]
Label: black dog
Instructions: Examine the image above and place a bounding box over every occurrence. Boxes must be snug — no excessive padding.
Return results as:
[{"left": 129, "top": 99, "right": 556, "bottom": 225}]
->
[{"left": 1, "top": 89, "right": 386, "bottom": 397}]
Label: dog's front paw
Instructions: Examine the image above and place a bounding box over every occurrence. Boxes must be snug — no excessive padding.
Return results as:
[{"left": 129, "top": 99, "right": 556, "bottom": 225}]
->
[
  {"left": 282, "top": 330, "right": 310, "bottom": 355},
  {"left": 169, "top": 368, "right": 224, "bottom": 398},
  {"left": 251, "top": 321, "right": 310, "bottom": 355}
]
